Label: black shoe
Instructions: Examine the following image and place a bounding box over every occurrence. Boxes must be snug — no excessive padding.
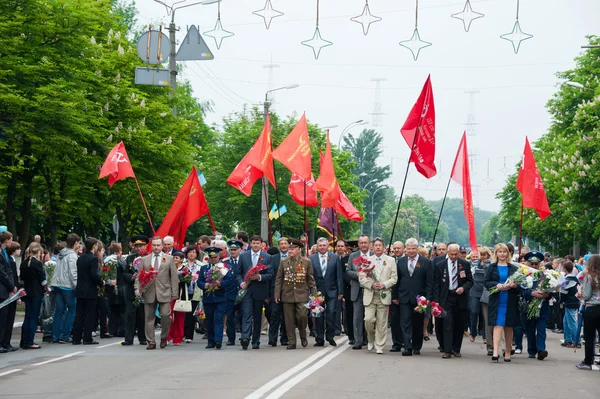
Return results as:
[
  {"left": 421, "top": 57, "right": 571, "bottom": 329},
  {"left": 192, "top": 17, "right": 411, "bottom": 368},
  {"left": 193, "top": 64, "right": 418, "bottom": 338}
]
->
[
  {"left": 202, "top": 334, "right": 208, "bottom": 339},
  {"left": 352, "top": 344, "right": 363, "bottom": 350},
  {"left": 492, "top": 355, "right": 499, "bottom": 362},
  {"left": 139, "top": 341, "right": 148, "bottom": 346},
  {"left": 42, "top": 336, "right": 53, "bottom": 343},
  {"left": 3, "top": 345, "right": 17, "bottom": 352},
  {"left": 301, "top": 337, "right": 308, "bottom": 347},
  {"left": 121, "top": 341, "right": 133, "bottom": 346},
  {"left": 83, "top": 341, "right": 99, "bottom": 345},
  {"left": 286, "top": 344, "right": 296, "bottom": 350},
  {"left": 226, "top": 341, "right": 235, "bottom": 346},
  {"left": 252, "top": 343, "right": 260, "bottom": 349},
  {"left": 314, "top": 342, "right": 324, "bottom": 347},
  {"left": 215, "top": 342, "right": 222, "bottom": 349},
  {"left": 402, "top": 350, "right": 413, "bottom": 356},
  {"left": 281, "top": 342, "right": 289, "bottom": 346},
  {"left": 100, "top": 334, "right": 113, "bottom": 339},
  {"left": 241, "top": 339, "right": 249, "bottom": 350},
  {"left": 348, "top": 339, "right": 355, "bottom": 345},
  {"left": 537, "top": 350, "right": 548, "bottom": 360},
  {"left": 528, "top": 354, "right": 536, "bottom": 358},
  {"left": 504, "top": 357, "right": 511, "bottom": 362},
  {"left": 60, "top": 338, "right": 73, "bottom": 344},
  {"left": 390, "top": 346, "right": 401, "bottom": 352},
  {"left": 268, "top": 341, "right": 277, "bottom": 347},
  {"left": 72, "top": 341, "right": 82, "bottom": 345},
  {"left": 327, "top": 339, "right": 337, "bottom": 347},
  {"left": 413, "top": 350, "right": 421, "bottom": 355},
  {"left": 0, "top": 347, "right": 7, "bottom": 354},
  {"left": 206, "top": 344, "right": 215, "bottom": 349},
  {"left": 363, "top": 341, "right": 368, "bottom": 346}
]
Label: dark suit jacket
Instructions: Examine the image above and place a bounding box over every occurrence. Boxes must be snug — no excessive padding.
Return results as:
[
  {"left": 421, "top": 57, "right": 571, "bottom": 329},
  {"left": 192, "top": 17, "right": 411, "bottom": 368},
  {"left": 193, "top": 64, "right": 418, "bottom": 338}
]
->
[
  {"left": 75, "top": 252, "right": 104, "bottom": 299},
  {"left": 235, "top": 250, "right": 272, "bottom": 301},
  {"left": 393, "top": 254, "right": 433, "bottom": 305},
  {"left": 122, "top": 253, "right": 138, "bottom": 301},
  {"left": 0, "top": 253, "right": 16, "bottom": 299},
  {"left": 433, "top": 257, "right": 473, "bottom": 310},
  {"left": 223, "top": 256, "right": 241, "bottom": 301},
  {"left": 310, "top": 252, "right": 343, "bottom": 299},
  {"left": 341, "top": 254, "right": 351, "bottom": 300},
  {"left": 269, "top": 252, "right": 287, "bottom": 299},
  {"left": 19, "top": 257, "right": 46, "bottom": 297}
]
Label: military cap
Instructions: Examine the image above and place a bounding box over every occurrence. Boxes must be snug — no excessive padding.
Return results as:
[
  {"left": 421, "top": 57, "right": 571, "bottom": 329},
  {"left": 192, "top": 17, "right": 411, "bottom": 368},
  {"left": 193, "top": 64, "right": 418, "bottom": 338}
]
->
[
  {"left": 131, "top": 235, "right": 149, "bottom": 246},
  {"left": 205, "top": 246, "right": 222, "bottom": 258},
  {"left": 288, "top": 238, "right": 303, "bottom": 248},
  {"left": 524, "top": 250, "right": 544, "bottom": 264},
  {"left": 227, "top": 239, "right": 244, "bottom": 250}
]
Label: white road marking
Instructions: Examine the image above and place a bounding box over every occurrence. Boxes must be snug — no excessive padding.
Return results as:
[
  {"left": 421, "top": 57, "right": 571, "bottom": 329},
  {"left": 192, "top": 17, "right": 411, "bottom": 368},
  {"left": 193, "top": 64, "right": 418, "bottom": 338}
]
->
[
  {"left": 264, "top": 339, "right": 351, "bottom": 398},
  {"left": 32, "top": 351, "right": 85, "bottom": 366},
  {"left": 96, "top": 341, "right": 122, "bottom": 349},
  {"left": 0, "top": 369, "right": 22, "bottom": 377},
  {"left": 245, "top": 337, "right": 348, "bottom": 399},
  {"left": 13, "top": 322, "right": 23, "bottom": 328}
]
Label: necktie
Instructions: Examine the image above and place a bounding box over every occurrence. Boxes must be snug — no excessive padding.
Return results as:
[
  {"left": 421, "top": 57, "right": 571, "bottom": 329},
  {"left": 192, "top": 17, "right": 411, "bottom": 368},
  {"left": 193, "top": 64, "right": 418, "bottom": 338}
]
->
[
  {"left": 154, "top": 255, "right": 160, "bottom": 270},
  {"left": 233, "top": 258, "right": 237, "bottom": 267},
  {"left": 452, "top": 261, "right": 458, "bottom": 290},
  {"left": 253, "top": 253, "right": 258, "bottom": 267},
  {"left": 321, "top": 256, "right": 327, "bottom": 276},
  {"left": 409, "top": 258, "right": 415, "bottom": 276},
  {"left": 281, "top": 254, "right": 288, "bottom": 258}
]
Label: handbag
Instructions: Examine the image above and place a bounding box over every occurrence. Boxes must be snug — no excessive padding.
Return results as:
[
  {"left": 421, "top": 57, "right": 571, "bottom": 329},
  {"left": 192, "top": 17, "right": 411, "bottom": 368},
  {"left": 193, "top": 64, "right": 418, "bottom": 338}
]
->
[{"left": 173, "top": 284, "right": 192, "bottom": 313}]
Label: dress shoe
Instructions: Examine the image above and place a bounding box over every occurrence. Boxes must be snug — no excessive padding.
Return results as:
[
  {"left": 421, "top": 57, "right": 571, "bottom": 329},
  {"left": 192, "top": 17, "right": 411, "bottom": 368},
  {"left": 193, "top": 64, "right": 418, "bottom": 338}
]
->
[
  {"left": 5, "top": 346, "right": 17, "bottom": 352},
  {"left": 42, "top": 336, "right": 53, "bottom": 343},
  {"left": 352, "top": 344, "right": 363, "bottom": 350},
  {"left": 146, "top": 343, "right": 156, "bottom": 350},
  {"left": 442, "top": 353, "right": 452, "bottom": 359},
  {"left": 376, "top": 349, "right": 383, "bottom": 354},
  {"left": 241, "top": 339, "right": 249, "bottom": 350},
  {"left": 390, "top": 347, "right": 401, "bottom": 353},
  {"left": 452, "top": 352, "right": 461, "bottom": 358},
  {"left": 286, "top": 344, "right": 296, "bottom": 350},
  {"left": 281, "top": 342, "right": 289, "bottom": 346},
  {"left": 0, "top": 347, "right": 7, "bottom": 353},
  {"left": 206, "top": 344, "right": 215, "bottom": 349},
  {"left": 528, "top": 354, "right": 536, "bottom": 358},
  {"left": 121, "top": 341, "right": 133, "bottom": 346},
  {"left": 314, "top": 342, "right": 324, "bottom": 347},
  {"left": 61, "top": 338, "right": 73, "bottom": 344},
  {"left": 348, "top": 339, "right": 355, "bottom": 345},
  {"left": 100, "top": 334, "right": 113, "bottom": 339},
  {"left": 327, "top": 339, "right": 337, "bottom": 347},
  {"left": 83, "top": 341, "right": 99, "bottom": 345},
  {"left": 413, "top": 350, "right": 421, "bottom": 355},
  {"left": 139, "top": 341, "right": 148, "bottom": 345},
  {"left": 72, "top": 341, "right": 82, "bottom": 345},
  {"left": 301, "top": 337, "right": 308, "bottom": 347},
  {"left": 160, "top": 339, "right": 167, "bottom": 349},
  {"left": 401, "top": 350, "right": 413, "bottom": 356},
  {"left": 537, "top": 350, "right": 548, "bottom": 360},
  {"left": 367, "top": 342, "right": 374, "bottom": 351},
  {"left": 215, "top": 342, "right": 222, "bottom": 349},
  {"left": 268, "top": 341, "right": 277, "bottom": 347},
  {"left": 226, "top": 341, "right": 235, "bottom": 346},
  {"left": 252, "top": 343, "right": 260, "bottom": 349},
  {"left": 363, "top": 341, "right": 368, "bottom": 346}
]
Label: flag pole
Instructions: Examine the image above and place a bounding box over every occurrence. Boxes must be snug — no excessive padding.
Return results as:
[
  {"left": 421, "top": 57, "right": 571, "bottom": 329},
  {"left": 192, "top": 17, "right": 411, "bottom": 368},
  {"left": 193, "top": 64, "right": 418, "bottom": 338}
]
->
[
  {"left": 133, "top": 177, "right": 155, "bottom": 235},
  {"left": 207, "top": 209, "right": 217, "bottom": 236},
  {"left": 518, "top": 198, "right": 524, "bottom": 257},
  {"left": 429, "top": 176, "right": 451, "bottom": 257},
  {"left": 304, "top": 181, "right": 308, "bottom": 244}
]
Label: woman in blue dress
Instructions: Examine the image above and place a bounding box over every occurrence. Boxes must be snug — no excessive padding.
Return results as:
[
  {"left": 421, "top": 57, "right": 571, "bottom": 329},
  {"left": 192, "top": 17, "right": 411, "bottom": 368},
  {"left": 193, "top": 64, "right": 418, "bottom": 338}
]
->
[{"left": 484, "top": 244, "right": 519, "bottom": 362}]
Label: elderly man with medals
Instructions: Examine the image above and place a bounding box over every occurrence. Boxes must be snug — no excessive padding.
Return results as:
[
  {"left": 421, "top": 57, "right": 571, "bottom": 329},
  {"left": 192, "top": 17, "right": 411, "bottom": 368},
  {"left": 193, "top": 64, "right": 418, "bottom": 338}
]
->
[{"left": 274, "top": 238, "right": 317, "bottom": 350}]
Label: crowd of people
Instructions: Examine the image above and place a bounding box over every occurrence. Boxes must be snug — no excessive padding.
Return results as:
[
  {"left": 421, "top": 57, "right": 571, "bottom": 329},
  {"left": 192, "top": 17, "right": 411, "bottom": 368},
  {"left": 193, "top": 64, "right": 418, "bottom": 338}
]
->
[{"left": 1, "top": 229, "right": 599, "bottom": 371}]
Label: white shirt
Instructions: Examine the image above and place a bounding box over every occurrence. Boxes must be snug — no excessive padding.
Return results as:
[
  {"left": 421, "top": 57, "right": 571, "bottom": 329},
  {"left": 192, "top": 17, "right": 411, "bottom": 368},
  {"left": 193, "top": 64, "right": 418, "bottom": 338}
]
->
[{"left": 446, "top": 256, "right": 458, "bottom": 290}]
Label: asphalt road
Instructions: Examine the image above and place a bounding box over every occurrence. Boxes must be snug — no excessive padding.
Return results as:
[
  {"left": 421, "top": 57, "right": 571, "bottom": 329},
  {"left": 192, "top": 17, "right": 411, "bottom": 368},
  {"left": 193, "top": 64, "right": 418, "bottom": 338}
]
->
[{"left": 0, "top": 327, "right": 597, "bottom": 399}]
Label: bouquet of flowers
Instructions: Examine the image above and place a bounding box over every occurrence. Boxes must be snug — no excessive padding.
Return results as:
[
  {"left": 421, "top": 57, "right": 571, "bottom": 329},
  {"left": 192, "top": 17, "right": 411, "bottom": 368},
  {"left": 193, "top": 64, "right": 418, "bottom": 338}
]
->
[
  {"left": 194, "top": 301, "right": 206, "bottom": 322},
  {"left": 414, "top": 296, "right": 428, "bottom": 313},
  {"left": 44, "top": 260, "right": 56, "bottom": 285},
  {"left": 305, "top": 291, "right": 325, "bottom": 317},
  {"left": 235, "top": 263, "right": 267, "bottom": 304},
  {"left": 139, "top": 267, "right": 158, "bottom": 293},
  {"left": 355, "top": 256, "right": 386, "bottom": 299},
  {"left": 132, "top": 256, "right": 143, "bottom": 271},
  {"left": 489, "top": 264, "right": 535, "bottom": 295},
  {"left": 0, "top": 289, "right": 27, "bottom": 310},
  {"left": 178, "top": 266, "right": 192, "bottom": 286},
  {"left": 430, "top": 301, "right": 446, "bottom": 318},
  {"left": 203, "top": 264, "right": 228, "bottom": 295},
  {"left": 526, "top": 269, "right": 563, "bottom": 319},
  {"left": 413, "top": 296, "right": 446, "bottom": 317},
  {"left": 101, "top": 255, "right": 119, "bottom": 296}
]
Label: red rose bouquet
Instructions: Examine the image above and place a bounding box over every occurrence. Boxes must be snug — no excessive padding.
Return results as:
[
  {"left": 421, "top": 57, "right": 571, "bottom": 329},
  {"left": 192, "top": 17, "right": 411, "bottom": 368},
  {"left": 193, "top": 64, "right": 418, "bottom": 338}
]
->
[
  {"left": 139, "top": 267, "right": 158, "bottom": 293},
  {"left": 235, "top": 263, "right": 267, "bottom": 304},
  {"left": 356, "top": 257, "right": 387, "bottom": 299},
  {"left": 178, "top": 266, "right": 192, "bottom": 286},
  {"left": 413, "top": 296, "right": 446, "bottom": 318}
]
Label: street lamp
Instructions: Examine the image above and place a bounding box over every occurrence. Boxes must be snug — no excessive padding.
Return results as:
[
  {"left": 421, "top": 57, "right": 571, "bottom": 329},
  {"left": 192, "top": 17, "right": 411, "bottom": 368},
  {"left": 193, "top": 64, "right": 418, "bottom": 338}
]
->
[
  {"left": 261, "top": 84, "right": 300, "bottom": 243},
  {"left": 581, "top": 45, "right": 600, "bottom": 49},
  {"left": 338, "top": 120, "right": 368, "bottom": 148},
  {"left": 371, "top": 185, "right": 387, "bottom": 238}
]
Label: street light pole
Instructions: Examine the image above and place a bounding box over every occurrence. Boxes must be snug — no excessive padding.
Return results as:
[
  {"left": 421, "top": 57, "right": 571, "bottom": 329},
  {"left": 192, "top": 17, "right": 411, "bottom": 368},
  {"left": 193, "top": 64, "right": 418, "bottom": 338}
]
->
[
  {"left": 338, "top": 120, "right": 368, "bottom": 148},
  {"left": 261, "top": 84, "right": 300, "bottom": 242},
  {"left": 371, "top": 186, "right": 387, "bottom": 238}
]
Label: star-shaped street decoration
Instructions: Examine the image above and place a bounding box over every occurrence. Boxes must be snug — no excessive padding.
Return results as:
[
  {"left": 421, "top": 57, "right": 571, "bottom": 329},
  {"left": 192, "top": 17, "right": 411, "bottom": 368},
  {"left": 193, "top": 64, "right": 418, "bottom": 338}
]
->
[
  {"left": 204, "top": 17, "right": 234, "bottom": 50},
  {"left": 351, "top": 1, "right": 382, "bottom": 36},
  {"left": 500, "top": 20, "right": 533, "bottom": 54},
  {"left": 451, "top": 0, "right": 484, "bottom": 32},
  {"left": 253, "top": 0, "right": 284, "bottom": 30},
  {"left": 399, "top": 27, "right": 432, "bottom": 61},
  {"left": 301, "top": 26, "right": 333, "bottom": 59}
]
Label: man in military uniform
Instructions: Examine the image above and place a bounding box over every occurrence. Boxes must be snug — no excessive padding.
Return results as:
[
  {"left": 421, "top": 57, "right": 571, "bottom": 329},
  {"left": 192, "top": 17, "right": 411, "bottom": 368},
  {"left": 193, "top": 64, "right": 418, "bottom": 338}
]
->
[
  {"left": 223, "top": 239, "right": 243, "bottom": 346},
  {"left": 274, "top": 238, "right": 316, "bottom": 350},
  {"left": 121, "top": 235, "right": 148, "bottom": 346},
  {"left": 522, "top": 250, "right": 551, "bottom": 360}
]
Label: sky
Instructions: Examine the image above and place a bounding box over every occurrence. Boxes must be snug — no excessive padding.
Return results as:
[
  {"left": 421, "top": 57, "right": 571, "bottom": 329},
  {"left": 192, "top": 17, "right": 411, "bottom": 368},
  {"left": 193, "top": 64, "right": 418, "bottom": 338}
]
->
[{"left": 136, "top": 0, "right": 599, "bottom": 212}]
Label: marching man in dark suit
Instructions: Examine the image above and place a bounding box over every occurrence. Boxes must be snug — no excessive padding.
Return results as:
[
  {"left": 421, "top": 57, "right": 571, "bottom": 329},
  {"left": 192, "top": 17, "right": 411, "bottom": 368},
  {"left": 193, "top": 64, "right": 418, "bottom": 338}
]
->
[
  {"left": 274, "top": 238, "right": 316, "bottom": 350},
  {"left": 433, "top": 243, "right": 473, "bottom": 359},
  {"left": 309, "top": 237, "right": 343, "bottom": 347},
  {"left": 235, "top": 235, "right": 272, "bottom": 350},
  {"left": 121, "top": 235, "right": 148, "bottom": 346},
  {"left": 392, "top": 238, "right": 433, "bottom": 356},
  {"left": 268, "top": 237, "right": 289, "bottom": 347},
  {"left": 345, "top": 234, "right": 372, "bottom": 349}
]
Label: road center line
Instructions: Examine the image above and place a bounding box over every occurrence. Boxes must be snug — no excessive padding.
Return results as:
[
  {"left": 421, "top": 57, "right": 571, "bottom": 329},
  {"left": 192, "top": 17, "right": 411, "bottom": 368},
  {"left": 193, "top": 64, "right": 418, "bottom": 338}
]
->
[
  {"left": 0, "top": 369, "right": 22, "bottom": 377},
  {"left": 96, "top": 341, "right": 122, "bottom": 349},
  {"left": 32, "top": 351, "right": 85, "bottom": 366},
  {"left": 264, "top": 339, "right": 351, "bottom": 399},
  {"left": 244, "top": 339, "right": 346, "bottom": 399}
]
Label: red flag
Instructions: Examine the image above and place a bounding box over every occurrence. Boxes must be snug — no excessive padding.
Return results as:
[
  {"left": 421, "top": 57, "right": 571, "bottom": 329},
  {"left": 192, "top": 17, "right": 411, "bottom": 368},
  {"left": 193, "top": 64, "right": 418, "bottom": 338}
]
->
[
  {"left": 247, "top": 114, "right": 276, "bottom": 188},
  {"left": 273, "top": 113, "right": 312, "bottom": 181},
  {"left": 288, "top": 173, "right": 318, "bottom": 207},
  {"left": 516, "top": 137, "right": 551, "bottom": 220},
  {"left": 156, "top": 167, "right": 210, "bottom": 247},
  {"left": 315, "top": 133, "right": 340, "bottom": 208},
  {"left": 99, "top": 141, "right": 136, "bottom": 187},
  {"left": 334, "top": 185, "right": 362, "bottom": 221},
  {"left": 226, "top": 156, "right": 263, "bottom": 197},
  {"left": 450, "top": 132, "right": 477, "bottom": 253},
  {"left": 400, "top": 75, "right": 437, "bottom": 179}
]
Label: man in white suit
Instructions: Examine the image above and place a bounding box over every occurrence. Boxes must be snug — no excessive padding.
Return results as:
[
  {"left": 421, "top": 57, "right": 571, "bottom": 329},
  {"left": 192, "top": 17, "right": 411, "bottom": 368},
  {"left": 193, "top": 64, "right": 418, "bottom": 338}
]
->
[{"left": 359, "top": 237, "right": 398, "bottom": 354}]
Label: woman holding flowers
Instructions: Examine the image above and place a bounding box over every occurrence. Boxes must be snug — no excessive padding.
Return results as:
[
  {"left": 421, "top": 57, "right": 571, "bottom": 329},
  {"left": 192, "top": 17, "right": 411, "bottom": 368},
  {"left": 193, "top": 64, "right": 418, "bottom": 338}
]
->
[
  {"left": 183, "top": 245, "right": 203, "bottom": 343},
  {"left": 576, "top": 255, "right": 600, "bottom": 370},
  {"left": 484, "top": 244, "right": 519, "bottom": 362},
  {"left": 167, "top": 251, "right": 189, "bottom": 346}
]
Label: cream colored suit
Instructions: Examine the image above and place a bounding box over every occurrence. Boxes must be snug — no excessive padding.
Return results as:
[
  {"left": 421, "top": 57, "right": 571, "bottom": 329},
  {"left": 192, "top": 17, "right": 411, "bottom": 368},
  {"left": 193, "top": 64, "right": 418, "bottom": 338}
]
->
[
  {"left": 359, "top": 254, "right": 398, "bottom": 352},
  {"left": 135, "top": 252, "right": 178, "bottom": 344}
]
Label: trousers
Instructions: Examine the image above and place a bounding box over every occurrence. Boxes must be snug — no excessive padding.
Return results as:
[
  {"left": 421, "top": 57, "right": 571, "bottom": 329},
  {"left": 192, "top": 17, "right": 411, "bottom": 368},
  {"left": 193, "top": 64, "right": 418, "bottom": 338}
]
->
[
  {"left": 283, "top": 302, "right": 308, "bottom": 346},
  {"left": 144, "top": 301, "right": 171, "bottom": 344},
  {"left": 364, "top": 295, "right": 389, "bottom": 351}
]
